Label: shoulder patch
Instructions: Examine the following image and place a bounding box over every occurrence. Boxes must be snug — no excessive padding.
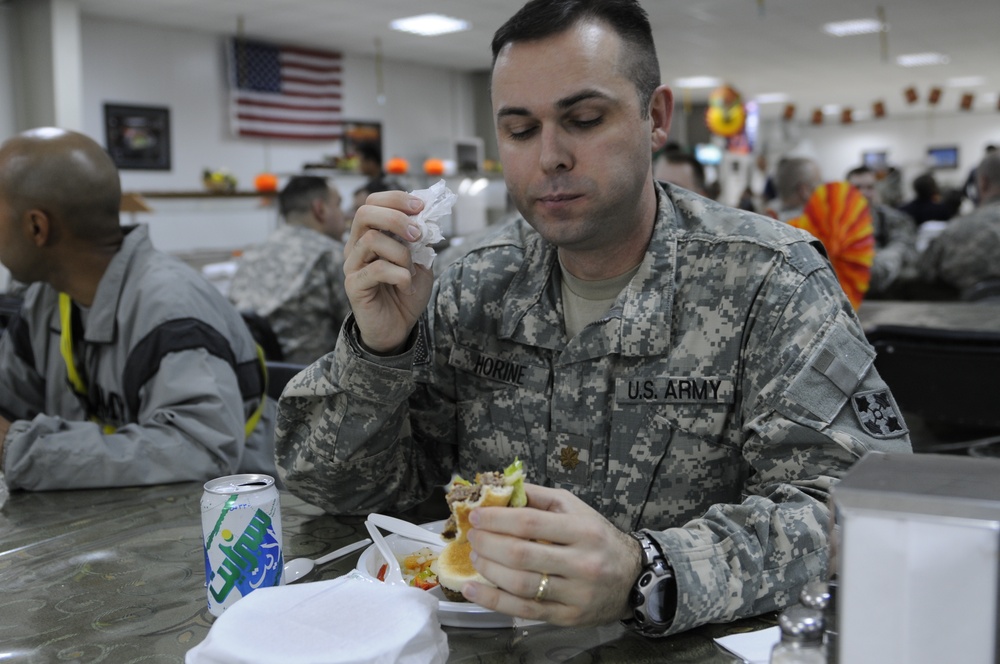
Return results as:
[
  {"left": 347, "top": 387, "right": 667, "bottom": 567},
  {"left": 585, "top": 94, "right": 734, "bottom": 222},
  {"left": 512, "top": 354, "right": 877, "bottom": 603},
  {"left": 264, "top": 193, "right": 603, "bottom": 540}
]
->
[{"left": 851, "top": 388, "right": 908, "bottom": 438}]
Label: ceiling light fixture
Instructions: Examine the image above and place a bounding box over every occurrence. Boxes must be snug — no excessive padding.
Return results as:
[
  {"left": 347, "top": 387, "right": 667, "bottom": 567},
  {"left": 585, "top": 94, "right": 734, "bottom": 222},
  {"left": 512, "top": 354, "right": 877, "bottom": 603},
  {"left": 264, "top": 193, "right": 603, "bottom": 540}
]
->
[
  {"left": 823, "top": 18, "right": 885, "bottom": 37},
  {"left": 390, "top": 13, "right": 469, "bottom": 37},
  {"left": 897, "top": 52, "right": 950, "bottom": 67},
  {"left": 673, "top": 76, "right": 722, "bottom": 89}
]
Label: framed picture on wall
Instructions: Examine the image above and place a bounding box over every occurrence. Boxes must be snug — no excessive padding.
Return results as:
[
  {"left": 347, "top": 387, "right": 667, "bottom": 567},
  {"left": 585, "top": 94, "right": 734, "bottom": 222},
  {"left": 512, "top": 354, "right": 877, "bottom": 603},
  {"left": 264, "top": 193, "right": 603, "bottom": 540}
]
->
[
  {"left": 341, "top": 120, "right": 382, "bottom": 160},
  {"left": 104, "top": 103, "right": 172, "bottom": 170}
]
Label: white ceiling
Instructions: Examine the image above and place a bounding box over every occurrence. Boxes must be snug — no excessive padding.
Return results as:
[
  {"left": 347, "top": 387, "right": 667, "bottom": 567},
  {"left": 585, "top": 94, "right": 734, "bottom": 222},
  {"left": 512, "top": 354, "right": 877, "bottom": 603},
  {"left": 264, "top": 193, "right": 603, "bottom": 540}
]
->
[{"left": 77, "top": 0, "right": 1000, "bottom": 121}]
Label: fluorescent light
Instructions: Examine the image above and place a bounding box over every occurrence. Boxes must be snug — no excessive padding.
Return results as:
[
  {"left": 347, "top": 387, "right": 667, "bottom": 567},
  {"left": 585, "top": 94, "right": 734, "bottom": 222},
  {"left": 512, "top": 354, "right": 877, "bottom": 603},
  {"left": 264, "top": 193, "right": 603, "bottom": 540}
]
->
[
  {"left": 754, "top": 92, "right": 789, "bottom": 104},
  {"left": 897, "top": 52, "right": 950, "bottom": 67},
  {"left": 946, "top": 76, "right": 986, "bottom": 88},
  {"left": 673, "top": 76, "right": 722, "bottom": 89},
  {"left": 823, "top": 18, "right": 885, "bottom": 37},
  {"left": 823, "top": 104, "right": 841, "bottom": 115},
  {"left": 390, "top": 13, "right": 469, "bottom": 36}
]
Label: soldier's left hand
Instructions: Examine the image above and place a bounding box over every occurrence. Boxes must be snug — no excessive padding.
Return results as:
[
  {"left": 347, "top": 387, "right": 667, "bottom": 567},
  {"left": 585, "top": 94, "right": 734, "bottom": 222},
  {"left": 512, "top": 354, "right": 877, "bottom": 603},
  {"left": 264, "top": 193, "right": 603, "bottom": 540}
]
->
[{"left": 461, "top": 483, "right": 643, "bottom": 626}]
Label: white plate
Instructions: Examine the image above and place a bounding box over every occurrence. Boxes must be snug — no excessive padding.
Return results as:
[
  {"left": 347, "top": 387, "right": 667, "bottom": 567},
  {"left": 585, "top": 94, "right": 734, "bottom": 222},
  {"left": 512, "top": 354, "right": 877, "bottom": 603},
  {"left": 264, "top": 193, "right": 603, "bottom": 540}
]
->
[{"left": 355, "top": 519, "right": 515, "bottom": 629}]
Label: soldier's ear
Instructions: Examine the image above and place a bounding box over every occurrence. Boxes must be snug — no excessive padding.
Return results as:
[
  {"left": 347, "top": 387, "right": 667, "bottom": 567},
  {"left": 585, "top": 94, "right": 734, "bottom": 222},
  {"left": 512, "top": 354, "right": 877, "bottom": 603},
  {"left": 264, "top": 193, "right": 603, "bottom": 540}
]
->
[
  {"left": 649, "top": 85, "right": 673, "bottom": 151},
  {"left": 24, "top": 209, "right": 51, "bottom": 247},
  {"left": 311, "top": 197, "right": 326, "bottom": 221}
]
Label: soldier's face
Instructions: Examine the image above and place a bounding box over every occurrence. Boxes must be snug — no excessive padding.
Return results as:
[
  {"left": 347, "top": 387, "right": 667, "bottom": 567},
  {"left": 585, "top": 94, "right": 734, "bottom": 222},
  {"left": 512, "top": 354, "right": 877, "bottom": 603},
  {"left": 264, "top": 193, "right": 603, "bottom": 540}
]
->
[
  {"left": 319, "top": 187, "right": 346, "bottom": 240},
  {"left": 848, "top": 173, "right": 878, "bottom": 205},
  {"left": 491, "top": 21, "right": 664, "bottom": 254}
]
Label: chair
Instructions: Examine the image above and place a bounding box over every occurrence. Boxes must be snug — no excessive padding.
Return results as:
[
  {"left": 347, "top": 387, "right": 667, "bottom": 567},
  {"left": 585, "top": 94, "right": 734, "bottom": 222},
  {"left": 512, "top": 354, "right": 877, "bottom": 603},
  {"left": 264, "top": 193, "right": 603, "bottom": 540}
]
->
[
  {"left": 265, "top": 361, "right": 308, "bottom": 400},
  {"left": 866, "top": 324, "right": 1000, "bottom": 451},
  {"left": 239, "top": 310, "right": 284, "bottom": 361}
]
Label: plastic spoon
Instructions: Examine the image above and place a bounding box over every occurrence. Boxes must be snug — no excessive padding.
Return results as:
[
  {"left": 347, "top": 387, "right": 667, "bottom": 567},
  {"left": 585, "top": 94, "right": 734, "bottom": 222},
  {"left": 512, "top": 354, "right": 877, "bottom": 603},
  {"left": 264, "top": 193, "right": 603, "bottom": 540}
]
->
[
  {"left": 366, "top": 513, "right": 445, "bottom": 548},
  {"left": 283, "top": 538, "right": 372, "bottom": 584},
  {"left": 364, "top": 520, "right": 407, "bottom": 586}
]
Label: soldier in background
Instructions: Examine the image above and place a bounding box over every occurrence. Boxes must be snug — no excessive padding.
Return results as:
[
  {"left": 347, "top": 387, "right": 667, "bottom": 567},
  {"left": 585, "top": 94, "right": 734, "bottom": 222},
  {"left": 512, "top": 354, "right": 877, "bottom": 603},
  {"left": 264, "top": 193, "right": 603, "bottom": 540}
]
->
[
  {"left": 275, "top": 0, "right": 910, "bottom": 637},
  {"left": 229, "top": 176, "right": 351, "bottom": 365},
  {"left": 846, "top": 165, "right": 918, "bottom": 298},
  {"left": 920, "top": 152, "right": 1000, "bottom": 296}
]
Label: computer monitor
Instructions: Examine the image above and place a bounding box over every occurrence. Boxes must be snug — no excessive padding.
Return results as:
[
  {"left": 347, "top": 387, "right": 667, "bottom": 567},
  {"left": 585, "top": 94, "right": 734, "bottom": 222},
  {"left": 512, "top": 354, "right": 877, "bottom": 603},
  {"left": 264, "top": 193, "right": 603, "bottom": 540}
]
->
[{"left": 926, "top": 146, "right": 959, "bottom": 170}]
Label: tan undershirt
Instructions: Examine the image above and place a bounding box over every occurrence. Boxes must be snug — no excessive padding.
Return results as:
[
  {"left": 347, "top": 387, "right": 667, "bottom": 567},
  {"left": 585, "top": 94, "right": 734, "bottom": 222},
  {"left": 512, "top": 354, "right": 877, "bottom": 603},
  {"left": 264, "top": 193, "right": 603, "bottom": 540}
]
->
[{"left": 558, "top": 256, "right": 641, "bottom": 339}]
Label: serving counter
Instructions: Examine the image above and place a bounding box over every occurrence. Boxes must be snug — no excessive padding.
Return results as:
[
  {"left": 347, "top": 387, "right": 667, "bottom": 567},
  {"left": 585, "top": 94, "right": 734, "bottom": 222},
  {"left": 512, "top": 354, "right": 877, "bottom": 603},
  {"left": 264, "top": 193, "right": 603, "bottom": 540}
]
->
[{"left": 0, "top": 482, "right": 772, "bottom": 663}]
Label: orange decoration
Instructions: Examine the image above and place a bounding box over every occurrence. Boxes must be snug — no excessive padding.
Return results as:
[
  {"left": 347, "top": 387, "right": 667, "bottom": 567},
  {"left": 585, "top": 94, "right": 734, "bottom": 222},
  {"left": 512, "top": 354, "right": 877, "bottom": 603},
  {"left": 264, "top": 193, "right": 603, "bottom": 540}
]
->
[
  {"left": 841, "top": 108, "right": 853, "bottom": 125},
  {"left": 873, "top": 101, "right": 886, "bottom": 118},
  {"left": 254, "top": 173, "right": 278, "bottom": 193},
  {"left": 960, "top": 93, "right": 974, "bottom": 111},
  {"left": 928, "top": 87, "right": 942, "bottom": 105},
  {"left": 386, "top": 156, "right": 409, "bottom": 175},
  {"left": 787, "top": 182, "right": 874, "bottom": 309},
  {"left": 423, "top": 158, "right": 445, "bottom": 176},
  {"left": 782, "top": 104, "right": 796, "bottom": 121},
  {"left": 811, "top": 109, "right": 824, "bottom": 125},
  {"left": 904, "top": 87, "right": 919, "bottom": 104}
]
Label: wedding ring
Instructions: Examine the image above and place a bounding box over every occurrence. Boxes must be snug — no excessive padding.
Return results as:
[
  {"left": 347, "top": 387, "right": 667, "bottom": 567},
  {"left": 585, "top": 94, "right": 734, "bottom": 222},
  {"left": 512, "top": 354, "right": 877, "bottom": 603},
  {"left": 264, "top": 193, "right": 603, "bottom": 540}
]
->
[{"left": 534, "top": 572, "right": 549, "bottom": 602}]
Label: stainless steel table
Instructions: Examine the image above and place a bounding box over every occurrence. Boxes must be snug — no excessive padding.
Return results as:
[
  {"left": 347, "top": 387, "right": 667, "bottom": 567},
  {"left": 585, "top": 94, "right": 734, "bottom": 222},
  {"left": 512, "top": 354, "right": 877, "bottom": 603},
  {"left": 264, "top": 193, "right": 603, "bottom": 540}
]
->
[{"left": 0, "top": 482, "right": 773, "bottom": 663}]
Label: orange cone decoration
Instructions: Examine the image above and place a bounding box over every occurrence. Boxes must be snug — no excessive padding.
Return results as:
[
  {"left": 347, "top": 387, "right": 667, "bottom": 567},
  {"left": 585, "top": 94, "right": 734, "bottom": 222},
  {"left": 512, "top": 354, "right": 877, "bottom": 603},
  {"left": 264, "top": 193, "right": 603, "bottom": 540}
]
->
[{"left": 788, "top": 182, "right": 874, "bottom": 309}]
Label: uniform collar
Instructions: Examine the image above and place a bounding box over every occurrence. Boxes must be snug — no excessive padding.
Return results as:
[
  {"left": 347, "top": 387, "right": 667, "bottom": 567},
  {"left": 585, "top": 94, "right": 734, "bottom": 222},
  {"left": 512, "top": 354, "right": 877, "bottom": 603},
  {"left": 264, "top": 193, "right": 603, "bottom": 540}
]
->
[
  {"left": 82, "top": 224, "right": 150, "bottom": 344},
  {"left": 498, "top": 183, "right": 678, "bottom": 358}
]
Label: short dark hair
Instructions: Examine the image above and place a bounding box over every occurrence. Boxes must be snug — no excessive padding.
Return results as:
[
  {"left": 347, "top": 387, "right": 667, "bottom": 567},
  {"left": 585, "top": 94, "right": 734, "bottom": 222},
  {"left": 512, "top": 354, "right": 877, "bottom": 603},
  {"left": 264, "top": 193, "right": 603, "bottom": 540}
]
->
[
  {"left": 846, "top": 165, "right": 873, "bottom": 180},
  {"left": 912, "top": 173, "right": 939, "bottom": 200},
  {"left": 491, "top": 0, "right": 660, "bottom": 118},
  {"left": 659, "top": 149, "right": 706, "bottom": 192},
  {"left": 279, "top": 176, "right": 330, "bottom": 218}
]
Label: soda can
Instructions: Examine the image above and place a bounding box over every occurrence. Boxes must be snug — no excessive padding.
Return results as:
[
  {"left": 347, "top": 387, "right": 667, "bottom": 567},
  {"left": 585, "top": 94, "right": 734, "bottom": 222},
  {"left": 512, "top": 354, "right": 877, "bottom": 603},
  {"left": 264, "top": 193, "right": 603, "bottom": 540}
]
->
[{"left": 201, "top": 474, "right": 284, "bottom": 617}]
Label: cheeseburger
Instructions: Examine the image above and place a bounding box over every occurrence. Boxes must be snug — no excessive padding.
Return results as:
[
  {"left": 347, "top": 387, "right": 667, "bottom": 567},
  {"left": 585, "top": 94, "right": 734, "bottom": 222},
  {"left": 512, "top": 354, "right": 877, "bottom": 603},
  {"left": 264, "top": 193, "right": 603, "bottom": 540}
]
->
[{"left": 433, "top": 459, "right": 526, "bottom": 601}]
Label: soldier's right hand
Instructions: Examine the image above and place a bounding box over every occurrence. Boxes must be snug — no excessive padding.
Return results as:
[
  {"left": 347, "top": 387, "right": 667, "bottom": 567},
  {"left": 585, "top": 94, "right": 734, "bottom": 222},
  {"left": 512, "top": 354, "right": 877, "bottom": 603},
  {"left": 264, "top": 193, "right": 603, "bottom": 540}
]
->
[{"left": 343, "top": 191, "right": 434, "bottom": 354}]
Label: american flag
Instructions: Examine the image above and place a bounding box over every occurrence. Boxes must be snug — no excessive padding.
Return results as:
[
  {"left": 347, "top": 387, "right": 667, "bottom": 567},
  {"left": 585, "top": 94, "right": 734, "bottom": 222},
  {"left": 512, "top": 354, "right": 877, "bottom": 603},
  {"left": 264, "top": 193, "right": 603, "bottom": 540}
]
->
[{"left": 229, "top": 38, "right": 343, "bottom": 141}]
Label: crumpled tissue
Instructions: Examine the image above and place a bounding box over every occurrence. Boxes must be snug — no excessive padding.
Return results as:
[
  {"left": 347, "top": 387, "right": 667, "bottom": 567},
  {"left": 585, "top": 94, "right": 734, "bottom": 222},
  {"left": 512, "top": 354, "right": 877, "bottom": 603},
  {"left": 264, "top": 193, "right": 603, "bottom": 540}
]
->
[
  {"left": 186, "top": 574, "right": 449, "bottom": 664},
  {"left": 407, "top": 180, "right": 456, "bottom": 269}
]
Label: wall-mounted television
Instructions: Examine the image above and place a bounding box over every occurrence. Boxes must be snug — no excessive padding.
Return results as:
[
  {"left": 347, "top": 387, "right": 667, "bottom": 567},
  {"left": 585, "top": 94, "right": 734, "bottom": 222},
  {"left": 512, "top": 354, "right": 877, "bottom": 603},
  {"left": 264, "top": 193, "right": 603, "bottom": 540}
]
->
[{"left": 926, "top": 146, "right": 959, "bottom": 170}]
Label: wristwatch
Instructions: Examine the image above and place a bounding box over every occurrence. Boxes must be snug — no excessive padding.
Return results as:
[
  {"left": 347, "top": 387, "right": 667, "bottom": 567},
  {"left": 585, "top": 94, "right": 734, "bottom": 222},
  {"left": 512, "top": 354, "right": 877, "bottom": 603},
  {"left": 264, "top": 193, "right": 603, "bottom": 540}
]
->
[{"left": 622, "top": 529, "right": 677, "bottom": 636}]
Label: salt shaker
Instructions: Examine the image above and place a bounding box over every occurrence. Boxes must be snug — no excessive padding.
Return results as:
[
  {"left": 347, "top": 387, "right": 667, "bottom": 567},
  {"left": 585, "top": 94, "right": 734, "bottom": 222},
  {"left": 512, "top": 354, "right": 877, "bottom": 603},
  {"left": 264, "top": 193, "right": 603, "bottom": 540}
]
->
[
  {"left": 770, "top": 604, "right": 827, "bottom": 664},
  {"left": 799, "top": 579, "right": 838, "bottom": 663}
]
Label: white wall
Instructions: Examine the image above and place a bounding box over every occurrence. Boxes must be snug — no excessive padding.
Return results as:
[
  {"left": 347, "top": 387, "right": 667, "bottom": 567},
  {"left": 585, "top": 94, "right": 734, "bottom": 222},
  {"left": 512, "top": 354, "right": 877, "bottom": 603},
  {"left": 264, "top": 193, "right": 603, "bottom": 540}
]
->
[
  {"left": 68, "top": 16, "right": 479, "bottom": 253},
  {"left": 0, "top": 6, "right": 17, "bottom": 139},
  {"left": 79, "top": 16, "right": 477, "bottom": 193}
]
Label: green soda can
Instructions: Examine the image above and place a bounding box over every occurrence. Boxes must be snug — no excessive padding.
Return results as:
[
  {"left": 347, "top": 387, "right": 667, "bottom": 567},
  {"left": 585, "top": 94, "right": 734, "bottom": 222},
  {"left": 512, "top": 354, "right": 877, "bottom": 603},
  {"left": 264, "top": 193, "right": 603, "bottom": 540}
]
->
[{"left": 201, "top": 474, "right": 284, "bottom": 617}]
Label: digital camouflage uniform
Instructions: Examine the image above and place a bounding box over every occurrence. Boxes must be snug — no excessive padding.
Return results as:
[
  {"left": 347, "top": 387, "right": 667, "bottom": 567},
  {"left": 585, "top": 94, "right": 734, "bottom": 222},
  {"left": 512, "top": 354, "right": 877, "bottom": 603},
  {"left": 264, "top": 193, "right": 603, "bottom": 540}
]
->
[
  {"left": 868, "top": 204, "right": 917, "bottom": 297},
  {"left": 920, "top": 196, "right": 1000, "bottom": 293},
  {"left": 229, "top": 223, "right": 351, "bottom": 365},
  {"left": 275, "top": 182, "right": 911, "bottom": 635}
]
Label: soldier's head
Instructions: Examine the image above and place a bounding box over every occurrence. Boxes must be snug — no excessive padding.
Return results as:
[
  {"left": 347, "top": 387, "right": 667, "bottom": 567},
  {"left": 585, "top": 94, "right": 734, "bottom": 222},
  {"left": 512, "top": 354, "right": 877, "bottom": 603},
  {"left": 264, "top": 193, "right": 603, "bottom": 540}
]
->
[
  {"left": 492, "top": 0, "right": 661, "bottom": 119},
  {"left": 0, "top": 127, "right": 122, "bottom": 284},
  {"left": 846, "top": 165, "right": 879, "bottom": 205},
  {"left": 976, "top": 152, "right": 1000, "bottom": 205},
  {"left": 775, "top": 157, "right": 822, "bottom": 211},
  {"left": 279, "top": 176, "right": 345, "bottom": 240}
]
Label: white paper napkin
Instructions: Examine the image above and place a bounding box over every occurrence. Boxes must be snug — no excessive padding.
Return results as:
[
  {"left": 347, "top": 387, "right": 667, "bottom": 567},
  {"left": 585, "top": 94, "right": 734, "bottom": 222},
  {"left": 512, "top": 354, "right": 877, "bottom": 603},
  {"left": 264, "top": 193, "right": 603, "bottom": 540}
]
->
[
  {"left": 713, "top": 625, "right": 780, "bottom": 664},
  {"left": 406, "top": 180, "right": 455, "bottom": 269},
  {"left": 186, "top": 574, "right": 449, "bottom": 664}
]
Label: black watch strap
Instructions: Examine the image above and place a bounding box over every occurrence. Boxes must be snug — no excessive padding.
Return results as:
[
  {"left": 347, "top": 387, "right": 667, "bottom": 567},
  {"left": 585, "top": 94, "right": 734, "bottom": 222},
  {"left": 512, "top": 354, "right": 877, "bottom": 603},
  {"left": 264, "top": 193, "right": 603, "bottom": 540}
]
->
[{"left": 622, "top": 530, "right": 677, "bottom": 636}]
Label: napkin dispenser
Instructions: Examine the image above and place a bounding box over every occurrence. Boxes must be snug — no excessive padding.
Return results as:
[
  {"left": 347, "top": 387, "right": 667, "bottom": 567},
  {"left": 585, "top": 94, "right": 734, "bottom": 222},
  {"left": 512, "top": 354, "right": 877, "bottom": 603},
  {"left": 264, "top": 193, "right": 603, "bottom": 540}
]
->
[{"left": 833, "top": 453, "right": 1000, "bottom": 664}]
